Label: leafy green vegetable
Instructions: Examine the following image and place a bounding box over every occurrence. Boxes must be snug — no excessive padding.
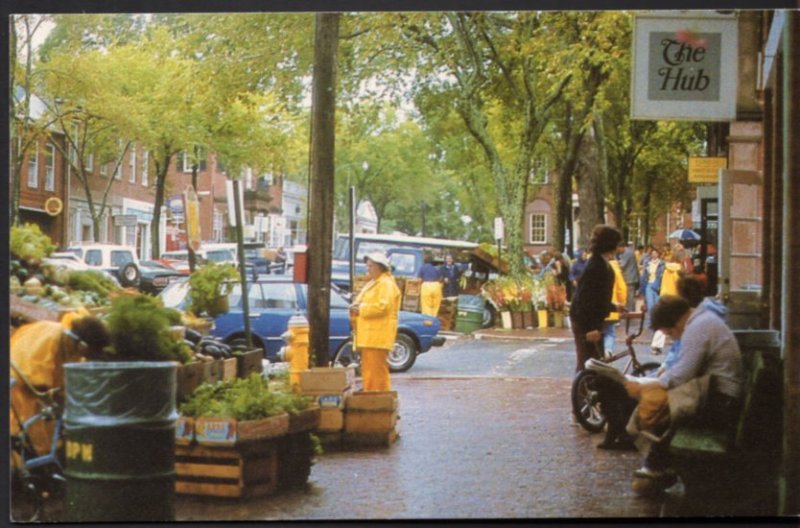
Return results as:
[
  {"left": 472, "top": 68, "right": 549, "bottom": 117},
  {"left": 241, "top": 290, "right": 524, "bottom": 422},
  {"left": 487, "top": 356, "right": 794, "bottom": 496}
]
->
[
  {"left": 179, "top": 373, "right": 312, "bottom": 420},
  {"left": 10, "top": 223, "right": 55, "bottom": 265},
  {"left": 106, "top": 294, "right": 191, "bottom": 363},
  {"left": 187, "top": 262, "right": 240, "bottom": 317},
  {"left": 67, "top": 270, "right": 120, "bottom": 297}
]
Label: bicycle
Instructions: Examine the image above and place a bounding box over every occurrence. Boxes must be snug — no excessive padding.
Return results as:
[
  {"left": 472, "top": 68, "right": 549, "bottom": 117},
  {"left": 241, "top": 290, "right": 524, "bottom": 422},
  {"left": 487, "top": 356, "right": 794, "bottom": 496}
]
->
[
  {"left": 10, "top": 365, "right": 67, "bottom": 522},
  {"left": 570, "top": 311, "right": 661, "bottom": 433}
]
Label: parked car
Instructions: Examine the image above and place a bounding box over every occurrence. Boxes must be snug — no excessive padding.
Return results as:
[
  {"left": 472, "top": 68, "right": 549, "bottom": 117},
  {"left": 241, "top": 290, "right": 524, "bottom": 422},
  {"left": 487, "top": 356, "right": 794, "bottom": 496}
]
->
[
  {"left": 137, "top": 260, "right": 184, "bottom": 295},
  {"left": 65, "top": 243, "right": 140, "bottom": 287},
  {"left": 158, "top": 277, "right": 445, "bottom": 372},
  {"left": 160, "top": 247, "right": 237, "bottom": 274}
]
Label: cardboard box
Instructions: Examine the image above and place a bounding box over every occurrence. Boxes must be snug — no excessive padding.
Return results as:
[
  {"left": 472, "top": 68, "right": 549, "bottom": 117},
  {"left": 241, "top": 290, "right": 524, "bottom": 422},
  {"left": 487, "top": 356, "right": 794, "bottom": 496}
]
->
[
  {"left": 287, "top": 405, "right": 321, "bottom": 434},
  {"left": 176, "top": 361, "right": 207, "bottom": 402},
  {"left": 222, "top": 358, "right": 238, "bottom": 380},
  {"left": 235, "top": 349, "right": 264, "bottom": 378},
  {"left": 344, "top": 409, "right": 398, "bottom": 433},
  {"left": 175, "top": 416, "right": 195, "bottom": 445},
  {"left": 318, "top": 408, "right": 345, "bottom": 432},
  {"left": 299, "top": 367, "right": 355, "bottom": 392},
  {"left": 346, "top": 390, "right": 398, "bottom": 412},
  {"left": 195, "top": 413, "right": 289, "bottom": 446}
]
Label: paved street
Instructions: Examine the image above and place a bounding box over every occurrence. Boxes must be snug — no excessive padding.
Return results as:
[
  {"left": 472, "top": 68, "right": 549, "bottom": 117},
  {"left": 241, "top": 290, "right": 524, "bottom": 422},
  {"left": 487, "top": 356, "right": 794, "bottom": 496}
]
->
[{"left": 176, "top": 334, "right": 669, "bottom": 520}]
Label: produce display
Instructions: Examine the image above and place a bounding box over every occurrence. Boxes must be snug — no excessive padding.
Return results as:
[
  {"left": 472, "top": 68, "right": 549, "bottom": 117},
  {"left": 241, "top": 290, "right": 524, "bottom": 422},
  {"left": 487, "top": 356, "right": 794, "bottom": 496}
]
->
[
  {"left": 10, "top": 225, "right": 120, "bottom": 315},
  {"left": 179, "top": 372, "right": 314, "bottom": 421}
]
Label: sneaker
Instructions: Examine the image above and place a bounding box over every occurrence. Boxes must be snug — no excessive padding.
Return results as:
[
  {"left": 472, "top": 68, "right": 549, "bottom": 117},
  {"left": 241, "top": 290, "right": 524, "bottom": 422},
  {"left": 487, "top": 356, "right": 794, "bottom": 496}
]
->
[{"left": 634, "top": 466, "right": 676, "bottom": 480}]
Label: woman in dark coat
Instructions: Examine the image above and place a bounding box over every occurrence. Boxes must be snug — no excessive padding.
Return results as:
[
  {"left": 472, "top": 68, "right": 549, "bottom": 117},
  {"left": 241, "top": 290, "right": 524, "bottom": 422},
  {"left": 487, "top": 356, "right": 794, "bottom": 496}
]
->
[{"left": 569, "top": 225, "right": 624, "bottom": 373}]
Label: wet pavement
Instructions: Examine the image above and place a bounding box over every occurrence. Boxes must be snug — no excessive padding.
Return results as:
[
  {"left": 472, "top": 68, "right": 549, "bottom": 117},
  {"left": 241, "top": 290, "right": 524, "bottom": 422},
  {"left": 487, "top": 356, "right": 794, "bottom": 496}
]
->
[{"left": 176, "top": 329, "right": 668, "bottom": 520}]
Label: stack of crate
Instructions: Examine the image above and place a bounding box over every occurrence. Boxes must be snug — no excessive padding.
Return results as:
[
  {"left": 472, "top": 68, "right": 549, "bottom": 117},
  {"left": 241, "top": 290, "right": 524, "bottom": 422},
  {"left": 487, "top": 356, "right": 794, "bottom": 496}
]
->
[
  {"left": 437, "top": 298, "right": 457, "bottom": 331},
  {"left": 402, "top": 278, "right": 422, "bottom": 312},
  {"left": 299, "top": 367, "right": 356, "bottom": 448},
  {"left": 343, "top": 390, "right": 399, "bottom": 447}
]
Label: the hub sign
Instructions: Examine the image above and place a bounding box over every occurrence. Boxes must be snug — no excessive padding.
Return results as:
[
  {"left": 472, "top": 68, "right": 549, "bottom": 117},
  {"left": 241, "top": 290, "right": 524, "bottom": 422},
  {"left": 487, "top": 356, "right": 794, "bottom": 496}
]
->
[{"left": 631, "top": 12, "right": 738, "bottom": 121}]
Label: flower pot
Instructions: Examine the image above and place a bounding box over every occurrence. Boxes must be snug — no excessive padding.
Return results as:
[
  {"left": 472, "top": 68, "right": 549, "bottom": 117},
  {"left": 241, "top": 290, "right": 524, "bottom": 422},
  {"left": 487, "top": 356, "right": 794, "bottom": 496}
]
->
[
  {"left": 511, "top": 311, "right": 524, "bottom": 329},
  {"left": 537, "top": 309, "right": 548, "bottom": 328},
  {"left": 500, "top": 311, "right": 512, "bottom": 329},
  {"left": 553, "top": 311, "right": 565, "bottom": 328},
  {"left": 522, "top": 311, "right": 534, "bottom": 329}
]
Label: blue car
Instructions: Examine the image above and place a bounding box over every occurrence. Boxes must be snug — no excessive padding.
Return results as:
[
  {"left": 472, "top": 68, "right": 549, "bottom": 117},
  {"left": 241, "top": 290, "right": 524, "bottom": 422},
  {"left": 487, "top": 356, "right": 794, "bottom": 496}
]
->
[{"left": 159, "top": 277, "right": 444, "bottom": 372}]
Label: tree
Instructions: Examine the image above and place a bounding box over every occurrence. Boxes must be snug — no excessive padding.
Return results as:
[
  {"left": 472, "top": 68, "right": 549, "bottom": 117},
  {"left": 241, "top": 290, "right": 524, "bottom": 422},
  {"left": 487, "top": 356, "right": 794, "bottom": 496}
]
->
[{"left": 397, "top": 12, "right": 572, "bottom": 276}]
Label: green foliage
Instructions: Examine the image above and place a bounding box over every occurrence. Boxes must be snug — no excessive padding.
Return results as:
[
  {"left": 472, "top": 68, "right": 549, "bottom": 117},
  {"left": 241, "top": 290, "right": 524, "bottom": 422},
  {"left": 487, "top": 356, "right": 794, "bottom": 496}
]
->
[
  {"left": 10, "top": 223, "right": 56, "bottom": 265},
  {"left": 179, "top": 374, "right": 313, "bottom": 421},
  {"left": 187, "top": 262, "right": 239, "bottom": 317},
  {"left": 106, "top": 294, "right": 191, "bottom": 363},
  {"left": 66, "top": 270, "right": 120, "bottom": 297}
]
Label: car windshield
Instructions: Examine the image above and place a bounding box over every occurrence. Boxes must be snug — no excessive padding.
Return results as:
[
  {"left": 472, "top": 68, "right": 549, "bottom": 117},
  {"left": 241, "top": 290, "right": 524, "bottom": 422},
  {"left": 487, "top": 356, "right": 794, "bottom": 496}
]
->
[{"left": 162, "top": 252, "right": 188, "bottom": 261}]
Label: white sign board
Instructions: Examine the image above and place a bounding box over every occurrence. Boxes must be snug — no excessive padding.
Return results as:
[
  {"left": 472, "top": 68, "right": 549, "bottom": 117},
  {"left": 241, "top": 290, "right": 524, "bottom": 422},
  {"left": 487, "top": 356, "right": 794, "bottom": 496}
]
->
[
  {"left": 631, "top": 12, "right": 737, "bottom": 121},
  {"left": 225, "top": 179, "right": 246, "bottom": 227},
  {"left": 494, "top": 217, "right": 504, "bottom": 241}
]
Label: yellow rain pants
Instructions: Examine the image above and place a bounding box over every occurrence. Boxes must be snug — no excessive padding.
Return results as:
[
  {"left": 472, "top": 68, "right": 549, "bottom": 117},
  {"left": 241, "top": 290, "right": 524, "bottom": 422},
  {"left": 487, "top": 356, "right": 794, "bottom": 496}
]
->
[
  {"left": 360, "top": 348, "right": 392, "bottom": 391},
  {"left": 420, "top": 281, "right": 443, "bottom": 317}
]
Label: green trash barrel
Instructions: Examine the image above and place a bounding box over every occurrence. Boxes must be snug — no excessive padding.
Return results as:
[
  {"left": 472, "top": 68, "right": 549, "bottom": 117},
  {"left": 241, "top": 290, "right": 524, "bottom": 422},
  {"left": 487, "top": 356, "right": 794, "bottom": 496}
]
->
[
  {"left": 64, "top": 362, "right": 177, "bottom": 522},
  {"left": 455, "top": 294, "right": 485, "bottom": 334}
]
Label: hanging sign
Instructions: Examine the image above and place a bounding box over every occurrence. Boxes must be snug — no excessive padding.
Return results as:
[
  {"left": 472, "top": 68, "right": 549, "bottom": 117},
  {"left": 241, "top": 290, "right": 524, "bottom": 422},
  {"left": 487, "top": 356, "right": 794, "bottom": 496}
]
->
[
  {"left": 44, "top": 197, "right": 63, "bottom": 216},
  {"left": 688, "top": 156, "right": 728, "bottom": 183},
  {"left": 184, "top": 185, "right": 202, "bottom": 252},
  {"left": 494, "top": 217, "right": 504, "bottom": 241},
  {"left": 631, "top": 12, "right": 737, "bottom": 121}
]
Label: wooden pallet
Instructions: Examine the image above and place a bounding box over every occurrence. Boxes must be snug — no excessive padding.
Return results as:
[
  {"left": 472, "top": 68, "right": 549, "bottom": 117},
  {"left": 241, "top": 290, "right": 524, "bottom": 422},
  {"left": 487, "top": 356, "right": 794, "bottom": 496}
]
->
[{"left": 174, "top": 441, "right": 279, "bottom": 498}]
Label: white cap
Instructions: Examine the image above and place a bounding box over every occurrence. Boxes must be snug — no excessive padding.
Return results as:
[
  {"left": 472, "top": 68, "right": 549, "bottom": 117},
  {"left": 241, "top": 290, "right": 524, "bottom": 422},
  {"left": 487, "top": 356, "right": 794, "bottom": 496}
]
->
[{"left": 364, "top": 251, "right": 391, "bottom": 270}]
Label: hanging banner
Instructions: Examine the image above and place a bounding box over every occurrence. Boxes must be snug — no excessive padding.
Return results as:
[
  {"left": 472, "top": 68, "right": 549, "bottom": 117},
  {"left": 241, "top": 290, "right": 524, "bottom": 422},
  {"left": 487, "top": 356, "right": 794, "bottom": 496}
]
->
[
  {"left": 225, "top": 179, "right": 245, "bottom": 227},
  {"left": 631, "top": 12, "right": 738, "bottom": 121},
  {"left": 184, "top": 185, "right": 202, "bottom": 252}
]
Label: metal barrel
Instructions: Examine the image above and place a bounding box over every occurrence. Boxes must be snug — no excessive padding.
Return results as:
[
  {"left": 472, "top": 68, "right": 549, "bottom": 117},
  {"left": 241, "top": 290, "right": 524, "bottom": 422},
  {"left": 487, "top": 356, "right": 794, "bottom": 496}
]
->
[
  {"left": 455, "top": 294, "right": 485, "bottom": 334},
  {"left": 63, "top": 361, "right": 177, "bottom": 522}
]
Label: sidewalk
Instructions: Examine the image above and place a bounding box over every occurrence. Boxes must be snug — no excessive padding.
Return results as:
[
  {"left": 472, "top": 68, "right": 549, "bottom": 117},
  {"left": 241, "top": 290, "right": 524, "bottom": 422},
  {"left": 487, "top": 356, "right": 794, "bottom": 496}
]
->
[{"left": 472, "top": 325, "right": 657, "bottom": 345}]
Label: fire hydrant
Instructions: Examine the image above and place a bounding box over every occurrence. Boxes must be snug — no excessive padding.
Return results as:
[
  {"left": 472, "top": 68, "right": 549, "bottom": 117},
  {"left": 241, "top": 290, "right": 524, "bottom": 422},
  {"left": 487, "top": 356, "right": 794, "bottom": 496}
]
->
[{"left": 279, "top": 313, "right": 309, "bottom": 390}]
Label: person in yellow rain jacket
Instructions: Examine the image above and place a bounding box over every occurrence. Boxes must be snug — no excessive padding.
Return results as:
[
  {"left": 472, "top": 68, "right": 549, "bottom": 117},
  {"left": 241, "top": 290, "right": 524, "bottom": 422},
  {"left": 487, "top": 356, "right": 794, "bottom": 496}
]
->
[
  {"left": 659, "top": 251, "right": 685, "bottom": 297},
  {"left": 602, "top": 243, "right": 628, "bottom": 359},
  {"left": 10, "top": 310, "right": 110, "bottom": 463},
  {"left": 417, "top": 253, "right": 443, "bottom": 317},
  {"left": 350, "top": 252, "right": 401, "bottom": 391}
]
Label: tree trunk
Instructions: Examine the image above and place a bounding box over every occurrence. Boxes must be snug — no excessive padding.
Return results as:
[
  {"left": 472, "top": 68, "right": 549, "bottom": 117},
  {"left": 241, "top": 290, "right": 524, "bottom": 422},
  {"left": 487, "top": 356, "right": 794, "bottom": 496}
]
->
[
  {"left": 307, "top": 13, "right": 339, "bottom": 367},
  {"left": 151, "top": 154, "right": 172, "bottom": 259},
  {"left": 575, "top": 132, "right": 604, "bottom": 248}
]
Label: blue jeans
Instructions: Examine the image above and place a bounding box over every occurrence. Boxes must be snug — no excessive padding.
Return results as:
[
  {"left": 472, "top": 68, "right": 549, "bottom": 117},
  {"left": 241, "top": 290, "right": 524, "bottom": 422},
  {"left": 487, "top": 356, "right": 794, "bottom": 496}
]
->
[
  {"left": 602, "top": 321, "right": 619, "bottom": 357},
  {"left": 645, "top": 286, "right": 660, "bottom": 327}
]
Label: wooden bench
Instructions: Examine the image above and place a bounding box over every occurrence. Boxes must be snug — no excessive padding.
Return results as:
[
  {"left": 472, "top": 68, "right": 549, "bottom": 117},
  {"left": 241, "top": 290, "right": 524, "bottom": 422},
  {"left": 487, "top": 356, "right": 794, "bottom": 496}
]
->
[{"left": 667, "top": 345, "right": 783, "bottom": 516}]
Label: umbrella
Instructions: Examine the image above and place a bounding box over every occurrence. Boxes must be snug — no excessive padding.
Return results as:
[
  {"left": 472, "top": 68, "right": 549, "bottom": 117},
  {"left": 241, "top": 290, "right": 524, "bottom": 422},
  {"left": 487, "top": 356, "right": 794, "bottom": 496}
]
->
[{"left": 668, "top": 229, "right": 701, "bottom": 241}]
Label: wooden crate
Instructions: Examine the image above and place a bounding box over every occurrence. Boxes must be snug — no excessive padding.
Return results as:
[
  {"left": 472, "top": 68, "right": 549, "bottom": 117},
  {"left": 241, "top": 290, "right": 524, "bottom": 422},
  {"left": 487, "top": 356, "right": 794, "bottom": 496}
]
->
[
  {"left": 235, "top": 349, "right": 263, "bottom": 378},
  {"left": 401, "top": 295, "right": 420, "bottom": 313},
  {"left": 195, "top": 414, "right": 289, "bottom": 446},
  {"left": 403, "top": 279, "right": 423, "bottom": 296},
  {"left": 176, "top": 361, "right": 207, "bottom": 402},
  {"left": 345, "top": 409, "right": 398, "bottom": 433},
  {"left": 287, "top": 405, "right": 321, "bottom": 434},
  {"left": 222, "top": 358, "right": 238, "bottom": 380},
  {"left": 175, "top": 441, "right": 279, "bottom": 498},
  {"left": 176, "top": 416, "right": 195, "bottom": 445},
  {"left": 342, "top": 430, "right": 399, "bottom": 448},
  {"left": 346, "top": 390, "right": 398, "bottom": 412}
]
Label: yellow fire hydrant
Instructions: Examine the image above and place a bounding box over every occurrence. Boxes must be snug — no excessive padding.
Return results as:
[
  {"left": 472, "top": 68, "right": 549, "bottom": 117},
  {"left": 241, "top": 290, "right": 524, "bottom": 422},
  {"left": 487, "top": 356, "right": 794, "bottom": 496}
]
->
[{"left": 279, "top": 313, "right": 310, "bottom": 390}]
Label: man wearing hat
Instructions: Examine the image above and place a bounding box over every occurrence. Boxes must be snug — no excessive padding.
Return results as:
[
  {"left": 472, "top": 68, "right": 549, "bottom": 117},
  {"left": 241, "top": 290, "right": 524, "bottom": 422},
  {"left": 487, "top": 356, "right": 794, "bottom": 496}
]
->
[{"left": 349, "top": 252, "right": 401, "bottom": 391}]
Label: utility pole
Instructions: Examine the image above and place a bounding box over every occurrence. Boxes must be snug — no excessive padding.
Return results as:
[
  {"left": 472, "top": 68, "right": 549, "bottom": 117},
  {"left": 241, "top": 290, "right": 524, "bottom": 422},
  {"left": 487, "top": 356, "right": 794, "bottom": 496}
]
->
[{"left": 307, "top": 13, "right": 340, "bottom": 367}]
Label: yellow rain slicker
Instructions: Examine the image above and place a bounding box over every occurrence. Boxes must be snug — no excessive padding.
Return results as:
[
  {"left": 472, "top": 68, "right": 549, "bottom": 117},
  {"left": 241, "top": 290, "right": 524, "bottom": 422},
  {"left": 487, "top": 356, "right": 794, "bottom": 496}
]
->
[
  {"left": 353, "top": 272, "right": 401, "bottom": 391},
  {"left": 659, "top": 262, "right": 683, "bottom": 297},
  {"left": 10, "top": 311, "right": 89, "bottom": 459},
  {"left": 605, "top": 260, "right": 628, "bottom": 323}
]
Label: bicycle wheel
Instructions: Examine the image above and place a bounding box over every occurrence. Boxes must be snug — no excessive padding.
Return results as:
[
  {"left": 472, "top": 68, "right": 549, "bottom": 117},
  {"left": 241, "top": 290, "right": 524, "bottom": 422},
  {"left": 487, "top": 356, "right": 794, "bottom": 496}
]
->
[
  {"left": 632, "top": 361, "right": 661, "bottom": 377},
  {"left": 571, "top": 370, "right": 607, "bottom": 433},
  {"left": 331, "top": 340, "right": 360, "bottom": 369},
  {"left": 11, "top": 469, "right": 43, "bottom": 522}
]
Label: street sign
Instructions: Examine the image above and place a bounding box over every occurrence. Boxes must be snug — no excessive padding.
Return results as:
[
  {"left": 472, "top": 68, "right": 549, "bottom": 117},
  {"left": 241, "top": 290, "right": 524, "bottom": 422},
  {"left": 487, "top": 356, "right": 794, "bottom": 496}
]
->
[
  {"left": 114, "top": 214, "right": 138, "bottom": 227},
  {"left": 688, "top": 156, "right": 727, "bottom": 183},
  {"left": 494, "top": 217, "right": 504, "bottom": 241}
]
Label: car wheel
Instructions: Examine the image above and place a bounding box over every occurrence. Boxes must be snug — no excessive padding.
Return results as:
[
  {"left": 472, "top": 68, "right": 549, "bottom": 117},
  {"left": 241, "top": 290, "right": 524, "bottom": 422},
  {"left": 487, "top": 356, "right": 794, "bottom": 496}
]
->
[
  {"left": 118, "top": 263, "right": 140, "bottom": 288},
  {"left": 388, "top": 333, "right": 417, "bottom": 373}
]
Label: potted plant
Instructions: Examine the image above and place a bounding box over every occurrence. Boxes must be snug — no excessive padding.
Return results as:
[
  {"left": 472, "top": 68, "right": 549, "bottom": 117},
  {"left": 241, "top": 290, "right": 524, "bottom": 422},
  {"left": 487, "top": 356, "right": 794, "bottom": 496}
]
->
[
  {"left": 545, "top": 276, "right": 568, "bottom": 328},
  {"left": 187, "top": 262, "right": 240, "bottom": 318},
  {"left": 481, "top": 278, "right": 512, "bottom": 329},
  {"left": 531, "top": 277, "right": 548, "bottom": 328}
]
